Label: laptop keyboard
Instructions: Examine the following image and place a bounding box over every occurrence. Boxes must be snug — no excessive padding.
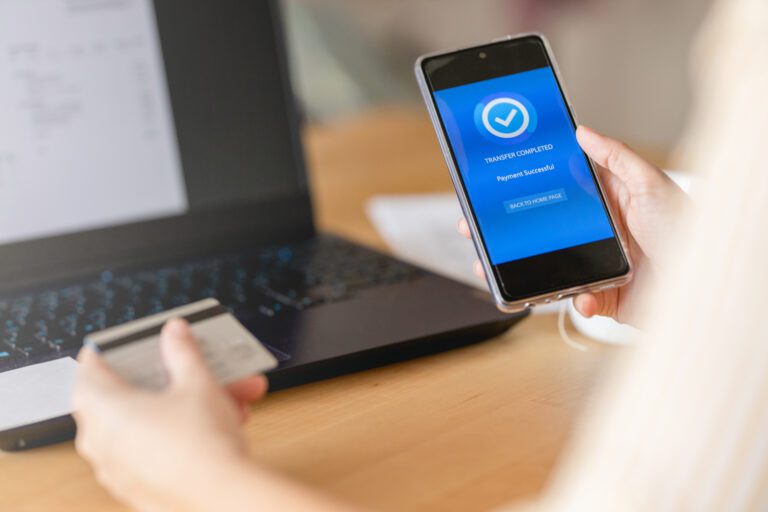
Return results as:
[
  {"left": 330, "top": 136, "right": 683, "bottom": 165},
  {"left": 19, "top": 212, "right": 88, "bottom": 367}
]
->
[{"left": 0, "top": 236, "right": 423, "bottom": 372}]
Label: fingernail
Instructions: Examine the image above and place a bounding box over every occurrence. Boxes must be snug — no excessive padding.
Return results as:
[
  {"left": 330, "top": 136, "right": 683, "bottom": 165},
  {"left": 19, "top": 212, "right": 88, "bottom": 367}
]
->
[
  {"left": 85, "top": 340, "right": 101, "bottom": 354},
  {"left": 258, "top": 374, "right": 270, "bottom": 393},
  {"left": 578, "top": 125, "right": 598, "bottom": 138},
  {"left": 165, "top": 318, "right": 189, "bottom": 336}
]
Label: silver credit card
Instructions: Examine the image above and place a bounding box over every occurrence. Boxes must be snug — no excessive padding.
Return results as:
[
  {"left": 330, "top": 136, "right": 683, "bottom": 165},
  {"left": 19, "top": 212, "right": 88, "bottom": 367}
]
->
[{"left": 85, "top": 298, "right": 278, "bottom": 390}]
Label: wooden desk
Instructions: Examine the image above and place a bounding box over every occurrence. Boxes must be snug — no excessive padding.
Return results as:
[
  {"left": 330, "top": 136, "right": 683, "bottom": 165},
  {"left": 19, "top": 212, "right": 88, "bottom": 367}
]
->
[{"left": 0, "top": 108, "right": 614, "bottom": 512}]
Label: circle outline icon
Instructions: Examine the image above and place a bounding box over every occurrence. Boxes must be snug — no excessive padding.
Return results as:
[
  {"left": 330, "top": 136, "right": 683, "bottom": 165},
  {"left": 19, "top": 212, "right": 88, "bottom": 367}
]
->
[{"left": 481, "top": 98, "right": 530, "bottom": 139}]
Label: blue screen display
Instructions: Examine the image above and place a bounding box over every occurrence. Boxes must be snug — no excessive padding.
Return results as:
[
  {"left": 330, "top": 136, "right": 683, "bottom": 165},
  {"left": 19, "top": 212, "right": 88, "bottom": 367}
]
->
[{"left": 434, "top": 66, "right": 615, "bottom": 265}]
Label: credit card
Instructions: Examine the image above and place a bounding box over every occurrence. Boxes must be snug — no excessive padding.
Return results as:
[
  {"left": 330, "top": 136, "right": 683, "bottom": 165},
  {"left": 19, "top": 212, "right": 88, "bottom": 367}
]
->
[{"left": 85, "top": 298, "right": 278, "bottom": 390}]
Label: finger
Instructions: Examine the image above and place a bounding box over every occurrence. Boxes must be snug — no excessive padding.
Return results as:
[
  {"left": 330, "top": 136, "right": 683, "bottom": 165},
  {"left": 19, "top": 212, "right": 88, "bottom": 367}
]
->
[
  {"left": 573, "top": 292, "right": 617, "bottom": 320},
  {"left": 74, "top": 346, "right": 129, "bottom": 397},
  {"left": 226, "top": 375, "right": 269, "bottom": 404},
  {"left": 160, "top": 318, "right": 212, "bottom": 385},
  {"left": 473, "top": 260, "right": 485, "bottom": 280},
  {"left": 457, "top": 218, "right": 472, "bottom": 239},
  {"left": 238, "top": 402, "right": 252, "bottom": 424},
  {"left": 576, "top": 126, "right": 663, "bottom": 194},
  {"left": 73, "top": 347, "right": 131, "bottom": 416},
  {"left": 573, "top": 293, "right": 600, "bottom": 318},
  {"left": 74, "top": 425, "right": 92, "bottom": 458}
]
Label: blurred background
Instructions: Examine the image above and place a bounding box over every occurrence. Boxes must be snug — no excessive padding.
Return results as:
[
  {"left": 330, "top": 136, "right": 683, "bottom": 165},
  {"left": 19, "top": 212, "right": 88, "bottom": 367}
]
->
[{"left": 282, "top": 0, "right": 713, "bottom": 164}]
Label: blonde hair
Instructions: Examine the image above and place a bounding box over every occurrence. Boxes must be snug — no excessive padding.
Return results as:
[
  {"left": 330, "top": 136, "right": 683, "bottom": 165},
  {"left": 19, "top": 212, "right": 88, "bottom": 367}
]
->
[{"left": 539, "top": 1, "right": 768, "bottom": 509}]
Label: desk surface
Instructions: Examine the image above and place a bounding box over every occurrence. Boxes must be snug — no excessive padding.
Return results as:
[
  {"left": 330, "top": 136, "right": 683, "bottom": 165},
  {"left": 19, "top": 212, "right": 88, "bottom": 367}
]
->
[{"left": 0, "top": 108, "right": 614, "bottom": 512}]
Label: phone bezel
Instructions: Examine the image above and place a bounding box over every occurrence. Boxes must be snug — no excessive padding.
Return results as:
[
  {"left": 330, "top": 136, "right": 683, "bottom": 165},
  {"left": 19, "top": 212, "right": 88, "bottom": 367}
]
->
[{"left": 415, "top": 34, "right": 632, "bottom": 312}]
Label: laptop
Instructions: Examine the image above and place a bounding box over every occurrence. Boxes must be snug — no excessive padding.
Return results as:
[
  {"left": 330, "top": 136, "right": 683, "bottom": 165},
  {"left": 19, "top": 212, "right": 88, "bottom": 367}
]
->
[{"left": 0, "top": 0, "right": 526, "bottom": 450}]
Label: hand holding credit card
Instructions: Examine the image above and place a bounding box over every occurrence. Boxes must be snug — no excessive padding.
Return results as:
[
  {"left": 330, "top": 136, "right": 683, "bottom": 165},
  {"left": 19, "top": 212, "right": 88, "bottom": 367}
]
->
[{"left": 85, "top": 299, "right": 278, "bottom": 390}]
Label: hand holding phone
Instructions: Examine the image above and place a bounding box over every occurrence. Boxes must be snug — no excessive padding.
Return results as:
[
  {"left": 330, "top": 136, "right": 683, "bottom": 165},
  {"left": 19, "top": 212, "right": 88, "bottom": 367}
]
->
[
  {"left": 416, "top": 34, "right": 632, "bottom": 312},
  {"left": 459, "top": 125, "right": 686, "bottom": 323}
]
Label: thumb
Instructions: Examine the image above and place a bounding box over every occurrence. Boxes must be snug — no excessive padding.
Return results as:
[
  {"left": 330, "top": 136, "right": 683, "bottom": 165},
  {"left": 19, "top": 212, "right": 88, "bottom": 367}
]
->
[
  {"left": 73, "top": 346, "right": 130, "bottom": 409},
  {"left": 576, "top": 125, "right": 664, "bottom": 195},
  {"left": 160, "top": 318, "right": 212, "bottom": 386}
]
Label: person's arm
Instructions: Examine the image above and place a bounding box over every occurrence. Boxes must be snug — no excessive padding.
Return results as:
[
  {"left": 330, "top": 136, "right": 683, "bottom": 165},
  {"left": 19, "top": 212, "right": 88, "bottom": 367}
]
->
[{"left": 73, "top": 320, "right": 355, "bottom": 512}]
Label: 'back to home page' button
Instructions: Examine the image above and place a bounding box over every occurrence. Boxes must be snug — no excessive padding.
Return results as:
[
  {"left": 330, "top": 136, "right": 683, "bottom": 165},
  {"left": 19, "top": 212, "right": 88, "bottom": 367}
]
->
[{"left": 504, "top": 188, "right": 568, "bottom": 213}]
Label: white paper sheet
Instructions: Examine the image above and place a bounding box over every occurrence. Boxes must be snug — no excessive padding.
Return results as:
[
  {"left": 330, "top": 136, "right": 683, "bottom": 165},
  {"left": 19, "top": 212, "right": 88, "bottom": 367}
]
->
[
  {"left": 367, "top": 193, "right": 560, "bottom": 314},
  {"left": 0, "top": 358, "right": 78, "bottom": 432}
]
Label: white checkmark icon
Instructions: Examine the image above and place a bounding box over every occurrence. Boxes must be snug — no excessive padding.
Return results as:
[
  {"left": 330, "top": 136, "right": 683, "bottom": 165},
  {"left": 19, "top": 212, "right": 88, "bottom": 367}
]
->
[
  {"left": 495, "top": 108, "right": 519, "bottom": 128},
  {"left": 481, "top": 98, "right": 530, "bottom": 139}
]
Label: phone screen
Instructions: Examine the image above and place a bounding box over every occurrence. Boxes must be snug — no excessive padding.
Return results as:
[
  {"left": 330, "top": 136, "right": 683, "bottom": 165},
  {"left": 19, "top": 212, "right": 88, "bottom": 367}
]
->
[{"left": 422, "top": 36, "right": 628, "bottom": 302}]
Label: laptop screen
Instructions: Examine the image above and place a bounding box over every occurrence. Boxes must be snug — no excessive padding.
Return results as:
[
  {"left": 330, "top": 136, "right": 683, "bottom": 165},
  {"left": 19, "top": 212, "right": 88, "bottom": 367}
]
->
[
  {"left": 0, "top": 0, "right": 188, "bottom": 245},
  {"left": 0, "top": 0, "right": 311, "bottom": 283}
]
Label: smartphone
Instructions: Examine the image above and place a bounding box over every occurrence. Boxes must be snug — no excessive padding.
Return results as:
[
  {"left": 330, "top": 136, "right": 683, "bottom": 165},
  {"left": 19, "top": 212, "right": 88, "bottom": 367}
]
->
[{"left": 416, "top": 34, "right": 631, "bottom": 312}]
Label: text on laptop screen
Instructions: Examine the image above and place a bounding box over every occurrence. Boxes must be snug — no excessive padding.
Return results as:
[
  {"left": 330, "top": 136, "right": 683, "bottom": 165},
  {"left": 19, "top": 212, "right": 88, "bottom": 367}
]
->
[
  {"left": 0, "top": 0, "right": 304, "bottom": 248},
  {"left": 0, "top": 0, "right": 187, "bottom": 245}
]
